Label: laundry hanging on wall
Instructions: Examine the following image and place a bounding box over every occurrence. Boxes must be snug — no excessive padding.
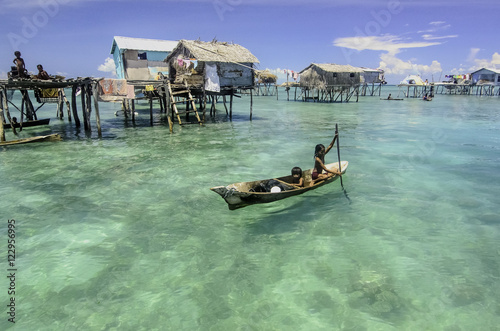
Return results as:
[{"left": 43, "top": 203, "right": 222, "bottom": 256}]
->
[{"left": 205, "top": 64, "right": 220, "bottom": 92}]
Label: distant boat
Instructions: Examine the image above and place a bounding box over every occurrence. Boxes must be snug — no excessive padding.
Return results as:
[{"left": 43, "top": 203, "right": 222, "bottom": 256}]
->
[
  {"left": 211, "top": 161, "right": 348, "bottom": 210},
  {"left": 2, "top": 118, "right": 50, "bottom": 129}
]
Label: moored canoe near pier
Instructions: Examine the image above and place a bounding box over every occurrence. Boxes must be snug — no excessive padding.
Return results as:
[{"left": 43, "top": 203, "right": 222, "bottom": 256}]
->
[{"left": 210, "top": 161, "right": 348, "bottom": 210}]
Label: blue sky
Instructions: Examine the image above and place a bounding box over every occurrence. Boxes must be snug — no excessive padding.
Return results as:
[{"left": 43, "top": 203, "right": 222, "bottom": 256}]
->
[{"left": 1, "top": 0, "right": 499, "bottom": 84}]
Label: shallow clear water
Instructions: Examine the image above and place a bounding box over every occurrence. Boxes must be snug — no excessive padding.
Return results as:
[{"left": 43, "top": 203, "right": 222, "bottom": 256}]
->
[{"left": 1, "top": 87, "right": 499, "bottom": 330}]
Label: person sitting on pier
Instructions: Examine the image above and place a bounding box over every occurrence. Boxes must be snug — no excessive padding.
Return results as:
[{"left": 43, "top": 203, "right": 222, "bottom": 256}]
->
[
  {"left": 13, "top": 51, "right": 27, "bottom": 78},
  {"left": 36, "top": 64, "right": 50, "bottom": 80}
]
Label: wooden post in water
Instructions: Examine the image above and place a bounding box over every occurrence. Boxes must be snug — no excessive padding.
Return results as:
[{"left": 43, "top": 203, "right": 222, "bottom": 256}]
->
[
  {"left": 92, "top": 82, "right": 102, "bottom": 137},
  {"left": 223, "top": 95, "right": 228, "bottom": 115},
  {"left": 61, "top": 89, "right": 71, "bottom": 121},
  {"left": 57, "top": 89, "right": 63, "bottom": 119},
  {"left": 149, "top": 94, "right": 154, "bottom": 126},
  {"left": 80, "top": 84, "right": 89, "bottom": 131},
  {"left": 2, "top": 89, "right": 17, "bottom": 135},
  {"left": 250, "top": 88, "right": 253, "bottom": 121},
  {"left": 86, "top": 83, "right": 93, "bottom": 131},
  {"left": 71, "top": 85, "right": 81, "bottom": 127},
  {"left": 229, "top": 90, "right": 233, "bottom": 120}
]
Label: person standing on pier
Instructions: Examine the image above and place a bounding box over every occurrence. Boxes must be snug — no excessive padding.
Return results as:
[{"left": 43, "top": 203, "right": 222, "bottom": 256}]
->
[{"left": 13, "top": 51, "right": 27, "bottom": 78}]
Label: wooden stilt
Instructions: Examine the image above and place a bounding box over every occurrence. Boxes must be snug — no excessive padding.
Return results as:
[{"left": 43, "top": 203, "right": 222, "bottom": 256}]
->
[
  {"left": 92, "top": 82, "right": 102, "bottom": 137},
  {"left": 80, "top": 84, "right": 89, "bottom": 131},
  {"left": 223, "top": 95, "right": 228, "bottom": 115},
  {"left": 250, "top": 88, "right": 253, "bottom": 121},
  {"left": 149, "top": 94, "right": 153, "bottom": 126},
  {"left": 61, "top": 89, "right": 71, "bottom": 121},
  {"left": 85, "top": 84, "right": 93, "bottom": 131},
  {"left": 71, "top": 85, "right": 81, "bottom": 127},
  {"left": 2, "top": 89, "right": 17, "bottom": 135},
  {"left": 229, "top": 90, "right": 233, "bottom": 120}
]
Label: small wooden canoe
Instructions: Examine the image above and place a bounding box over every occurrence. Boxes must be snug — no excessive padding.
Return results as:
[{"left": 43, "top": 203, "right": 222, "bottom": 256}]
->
[
  {"left": 380, "top": 98, "right": 404, "bottom": 101},
  {"left": 3, "top": 118, "right": 50, "bottom": 129},
  {"left": 0, "top": 133, "right": 61, "bottom": 146},
  {"left": 211, "top": 161, "right": 348, "bottom": 210}
]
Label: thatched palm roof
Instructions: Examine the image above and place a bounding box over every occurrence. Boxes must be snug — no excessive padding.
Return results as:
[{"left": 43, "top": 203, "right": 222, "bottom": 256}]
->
[
  {"left": 255, "top": 70, "right": 277, "bottom": 83},
  {"left": 299, "top": 63, "right": 365, "bottom": 74},
  {"left": 165, "top": 40, "right": 259, "bottom": 64}
]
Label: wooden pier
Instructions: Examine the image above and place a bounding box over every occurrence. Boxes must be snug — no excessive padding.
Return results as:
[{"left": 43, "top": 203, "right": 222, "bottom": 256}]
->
[{"left": 0, "top": 77, "right": 102, "bottom": 142}]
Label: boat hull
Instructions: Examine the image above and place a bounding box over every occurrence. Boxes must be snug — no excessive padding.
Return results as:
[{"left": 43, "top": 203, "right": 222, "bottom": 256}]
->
[
  {"left": 3, "top": 118, "right": 50, "bottom": 129},
  {"left": 211, "top": 161, "right": 348, "bottom": 209}
]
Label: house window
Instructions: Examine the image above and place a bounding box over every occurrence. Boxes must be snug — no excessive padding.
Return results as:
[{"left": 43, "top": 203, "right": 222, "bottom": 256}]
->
[
  {"left": 497, "top": 75, "right": 500, "bottom": 83},
  {"left": 333, "top": 73, "right": 337, "bottom": 78},
  {"left": 349, "top": 73, "right": 355, "bottom": 78},
  {"left": 138, "top": 52, "right": 147, "bottom": 60}
]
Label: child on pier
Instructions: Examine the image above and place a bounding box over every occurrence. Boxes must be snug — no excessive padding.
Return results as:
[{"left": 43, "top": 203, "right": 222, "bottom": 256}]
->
[
  {"left": 13, "top": 51, "right": 27, "bottom": 78},
  {"left": 36, "top": 64, "right": 50, "bottom": 80}
]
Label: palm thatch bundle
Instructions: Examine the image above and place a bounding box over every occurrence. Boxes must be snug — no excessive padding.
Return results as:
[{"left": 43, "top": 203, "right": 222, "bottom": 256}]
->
[{"left": 255, "top": 70, "right": 277, "bottom": 84}]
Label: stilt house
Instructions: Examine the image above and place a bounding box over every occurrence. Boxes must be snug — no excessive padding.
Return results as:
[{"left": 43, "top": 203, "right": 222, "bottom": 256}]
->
[
  {"left": 299, "top": 63, "right": 363, "bottom": 89},
  {"left": 471, "top": 68, "right": 500, "bottom": 86},
  {"left": 295, "top": 63, "right": 363, "bottom": 102},
  {"left": 164, "top": 39, "right": 259, "bottom": 94},
  {"left": 111, "top": 36, "right": 178, "bottom": 80}
]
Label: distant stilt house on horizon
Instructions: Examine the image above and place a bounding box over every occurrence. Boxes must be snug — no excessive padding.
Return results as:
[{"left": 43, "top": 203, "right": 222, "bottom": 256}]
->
[
  {"left": 295, "top": 63, "right": 364, "bottom": 102},
  {"left": 397, "top": 74, "right": 433, "bottom": 98},
  {"left": 255, "top": 70, "right": 278, "bottom": 96},
  {"left": 360, "top": 67, "right": 385, "bottom": 96},
  {"left": 110, "top": 36, "right": 178, "bottom": 80}
]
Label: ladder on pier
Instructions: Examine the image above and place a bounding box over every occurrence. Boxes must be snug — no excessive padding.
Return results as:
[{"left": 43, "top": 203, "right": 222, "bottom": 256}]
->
[{"left": 167, "top": 80, "right": 202, "bottom": 126}]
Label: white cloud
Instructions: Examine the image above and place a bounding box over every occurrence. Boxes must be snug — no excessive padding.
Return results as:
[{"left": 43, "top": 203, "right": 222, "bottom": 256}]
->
[
  {"left": 468, "top": 51, "right": 500, "bottom": 71},
  {"left": 421, "top": 34, "right": 458, "bottom": 40},
  {"left": 333, "top": 35, "right": 440, "bottom": 55},
  {"left": 378, "top": 53, "right": 442, "bottom": 75},
  {"left": 334, "top": 34, "right": 443, "bottom": 78},
  {"left": 98, "top": 57, "right": 117, "bottom": 76}
]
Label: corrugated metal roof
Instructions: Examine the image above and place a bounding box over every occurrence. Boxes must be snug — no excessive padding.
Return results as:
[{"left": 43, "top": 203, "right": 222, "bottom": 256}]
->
[
  {"left": 470, "top": 67, "right": 500, "bottom": 75},
  {"left": 111, "top": 36, "right": 178, "bottom": 54}
]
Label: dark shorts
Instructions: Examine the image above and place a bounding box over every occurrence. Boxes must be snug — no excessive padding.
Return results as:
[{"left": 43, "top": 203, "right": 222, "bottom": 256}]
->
[{"left": 311, "top": 171, "right": 319, "bottom": 180}]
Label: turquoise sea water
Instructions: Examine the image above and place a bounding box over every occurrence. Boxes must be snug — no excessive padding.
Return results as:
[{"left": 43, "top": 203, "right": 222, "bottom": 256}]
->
[{"left": 1, "top": 86, "right": 499, "bottom": 330}]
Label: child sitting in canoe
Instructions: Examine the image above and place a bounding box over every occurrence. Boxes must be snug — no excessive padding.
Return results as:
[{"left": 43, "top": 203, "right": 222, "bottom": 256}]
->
[
  {"left": 311, "top": 135, "right": 342, "bottom": 185},
  {"left": 291, "top": 167, "right": 304, "bottom": 187}
]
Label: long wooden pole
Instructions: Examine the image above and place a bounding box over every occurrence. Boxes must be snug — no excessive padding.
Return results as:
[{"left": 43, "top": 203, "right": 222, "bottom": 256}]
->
[
  {"left": 71, "top": 85, "right": 81, "bottom": 127},
  {"left": 2, "top": 88, "right": 17, "bottom": 135},
  {"left": 92, "top": 82, "right": 102, "bottom": 137},
  {"left": 80, "top": 84, "right": 88, "bottom": 130},
  {"left": 250, "top": 88, "right": 253, "bottom": 121},
  {"left": 335, "top": 123, "right": 343, "bottom": 188}
]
